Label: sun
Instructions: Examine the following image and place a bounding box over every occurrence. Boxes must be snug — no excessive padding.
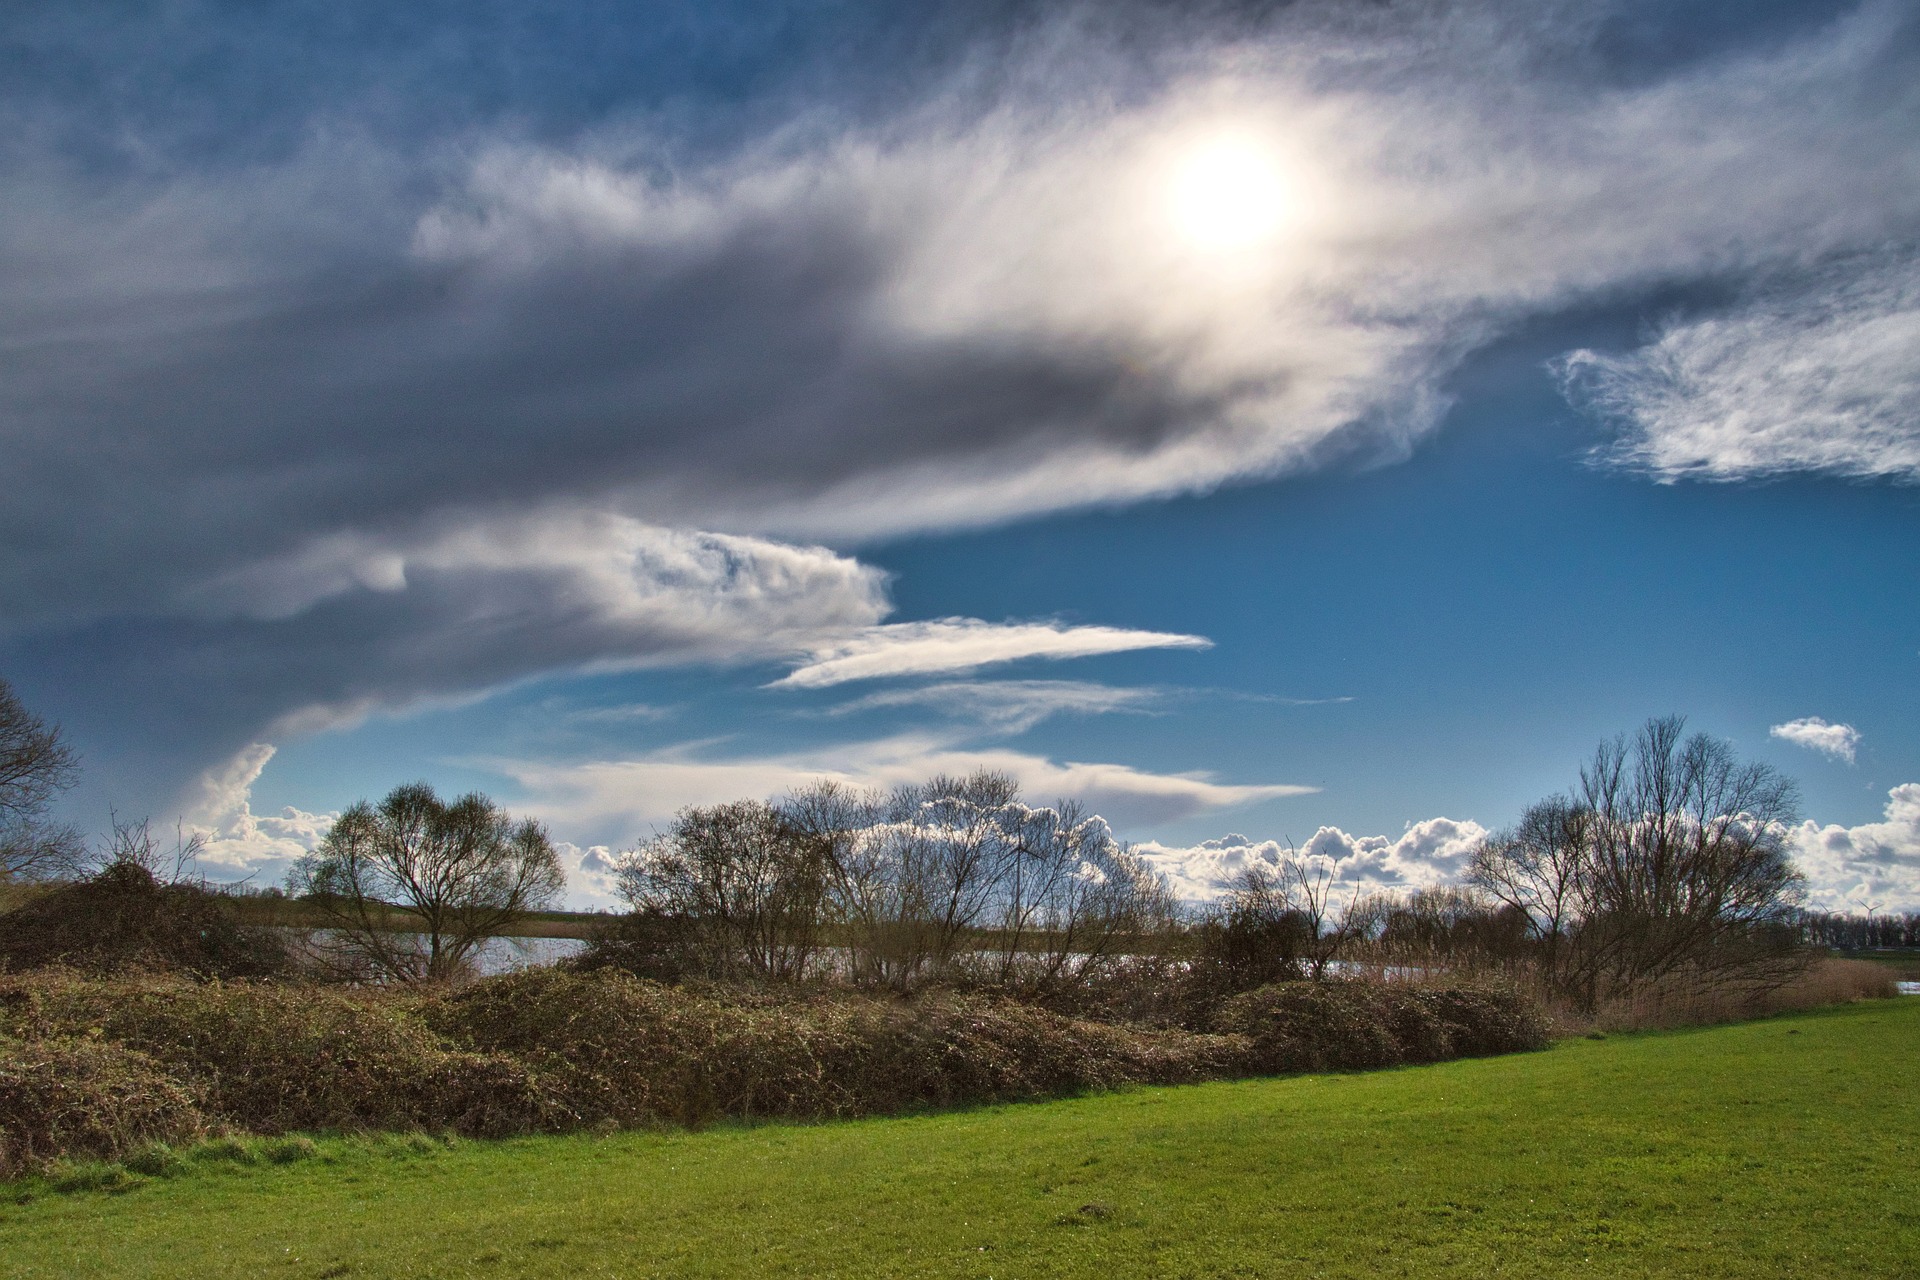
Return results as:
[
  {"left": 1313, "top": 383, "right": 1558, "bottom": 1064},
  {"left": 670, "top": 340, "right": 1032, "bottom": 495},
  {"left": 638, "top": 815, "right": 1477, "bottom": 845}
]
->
[{"left": 1167, "top": 133, "right": 1289, "bottom": 253}]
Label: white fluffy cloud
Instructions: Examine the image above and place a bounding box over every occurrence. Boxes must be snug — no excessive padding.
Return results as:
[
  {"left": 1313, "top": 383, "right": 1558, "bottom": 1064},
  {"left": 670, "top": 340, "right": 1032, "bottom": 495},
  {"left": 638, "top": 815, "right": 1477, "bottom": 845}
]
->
[
  {"left": 1769, "top": 717, "right": 1862, "bottom": 764},
  {"left": 180, "top": 744, "right": 336, "bottom": 879},
  {"left": 773, "top": 620, "right": 1210, "bottom": 689},
  {"left": 1793, "top": 784, "right": 1920, "bottom": 912},
  {"left": 1134, "top": 817, "right": 1489, "bottom": 901},
  {"left": 553, "top": 841, "right": 626, "bottom": 908},
  {"left": 1560, "top": 256, "right": 1920, "bottom": 483},
  {"left": 495, "top": 732, "right": 1312, "bottom": 849},
  {"left": 1144, "top": 794, "right": 1920, "bottom": 913},
  {"left": 179, "top": 737, "right": 1920, "bottom": 919}
]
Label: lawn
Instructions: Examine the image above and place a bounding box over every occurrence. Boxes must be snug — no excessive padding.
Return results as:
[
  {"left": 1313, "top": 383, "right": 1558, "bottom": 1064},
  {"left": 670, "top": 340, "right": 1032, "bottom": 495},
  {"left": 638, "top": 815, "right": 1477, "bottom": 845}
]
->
[{"left": 2, "top": 999, "right": 1913, "bottom": 1279}]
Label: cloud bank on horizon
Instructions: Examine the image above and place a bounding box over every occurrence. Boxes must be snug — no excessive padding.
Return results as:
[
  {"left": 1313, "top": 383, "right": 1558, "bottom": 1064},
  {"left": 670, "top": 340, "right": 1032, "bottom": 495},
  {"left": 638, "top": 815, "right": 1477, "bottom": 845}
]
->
[{"left": 181, "top": 734, "right": 1920, "bottom": 915}]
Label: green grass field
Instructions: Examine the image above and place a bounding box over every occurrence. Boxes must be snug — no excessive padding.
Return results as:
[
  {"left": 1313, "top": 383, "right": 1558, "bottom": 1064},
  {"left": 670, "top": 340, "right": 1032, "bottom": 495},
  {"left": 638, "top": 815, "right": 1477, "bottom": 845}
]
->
[{"left": 3, "top": 999, "right": 1914, "bottom": 1279}]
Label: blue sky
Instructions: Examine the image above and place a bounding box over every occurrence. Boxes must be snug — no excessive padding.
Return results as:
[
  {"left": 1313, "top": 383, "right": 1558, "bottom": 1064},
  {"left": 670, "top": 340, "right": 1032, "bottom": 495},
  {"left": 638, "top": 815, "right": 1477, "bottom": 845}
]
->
[{"left": 4, "top": 0, "right": 1917, "bottom": 909}]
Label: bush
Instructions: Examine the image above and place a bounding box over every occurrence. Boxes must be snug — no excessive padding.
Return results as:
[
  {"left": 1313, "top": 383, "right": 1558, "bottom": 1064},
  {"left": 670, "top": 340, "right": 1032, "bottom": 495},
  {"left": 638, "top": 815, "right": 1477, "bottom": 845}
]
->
[
  {"left": 0, "top": 862, "right": 296, "bottom": 980},
  {"left": 1213, "top": 980, "right": 1550, "bottom": 1074},
  {"left": 123, "top": 1142, "right": 190, "bottom": 1177},
  {"left": 804, "top": 988, "right": 1244, "bottom": 1116},
  {"left": 428, "top": 968, "right": 1244, "bottom": 1127},
  {"left": 1578, "top": 957, "right": 1899, "bottom": 1032},
  {"left": 0, "top": 973, "right": 555, "bottom": 1138},
  {"left": 0, "top": 969, "right": 1557, "bottom": 1174},
  {"left": 261, "top": 1135, "right": 319, "bottom": 1164},
  {"left": 0, "top": 1035, "right": 205, "bottom": 1178}
]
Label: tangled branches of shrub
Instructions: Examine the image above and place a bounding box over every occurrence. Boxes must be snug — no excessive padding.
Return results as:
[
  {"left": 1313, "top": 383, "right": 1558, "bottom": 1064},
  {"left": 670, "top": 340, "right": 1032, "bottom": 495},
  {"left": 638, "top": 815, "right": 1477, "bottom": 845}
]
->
[
  {"left": 0, "top": 1035, "right": 205, "bottom": 1178},
  {"left": 429, "top": 968, "right": 1243, "bottom": 1127},
  {"left": 1213, "top": 980, "right": 1551, "bottom": 1074},
  {"left": 0, "top": 973, "right": 552, "bottom": 1138},
  {"left": 0, "top": 969, "right": 1552, "bottom": 1175},
  {"left": 0, "top": 860, "right": 295, "bottom": 980}
]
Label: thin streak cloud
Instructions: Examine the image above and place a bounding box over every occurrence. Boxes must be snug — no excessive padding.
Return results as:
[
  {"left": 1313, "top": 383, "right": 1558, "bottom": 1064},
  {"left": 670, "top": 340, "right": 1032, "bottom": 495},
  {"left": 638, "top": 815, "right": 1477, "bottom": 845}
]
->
[
  {"left": 771, "top": 620, "right": 1213, "bottom": 689},
  {"left": 824, "top": 679, "right": 1165, "bottom": 733}
]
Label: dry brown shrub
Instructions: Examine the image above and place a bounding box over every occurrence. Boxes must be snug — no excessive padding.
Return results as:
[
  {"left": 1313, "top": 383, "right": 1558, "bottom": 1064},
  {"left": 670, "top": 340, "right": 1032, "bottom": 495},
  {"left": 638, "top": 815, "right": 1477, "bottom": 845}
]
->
[
  {"left": 0, "top": 972, "right": 556, "bottom": 1137},
  {"left": 1577, "top": 957, "right": 1899, "bottom": 1032},
  {"left": 0, "top": 1035, "right": 205, "bottom": 1177},
  {"left": 427, "top": 968, "right": 1244, "bottom": 1127},
  {"left": 1213, "top": 980, "right": 1551, "bottom": 1074},
  {"left": 0, "top": 968, "right": 1558, "bottom": 1172},
  {"left": 0, "top": 862, "right": 296, "bottom": 980}
]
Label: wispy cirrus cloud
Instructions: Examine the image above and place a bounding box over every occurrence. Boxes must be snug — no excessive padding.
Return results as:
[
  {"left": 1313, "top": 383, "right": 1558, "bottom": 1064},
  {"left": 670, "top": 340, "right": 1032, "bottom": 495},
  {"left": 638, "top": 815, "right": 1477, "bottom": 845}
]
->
[
  {"left": 1770, "top": 717, "right": 1862, "bottom": 764},
  {"left": 772, "top": 619, "right": 1211, "bottom": 689},
  {"left": 824, "top": 679, "right": 1165, "bottom": 733},
  {"left": 1559, "top": 256, "right": 1920, "bottom": 484}
]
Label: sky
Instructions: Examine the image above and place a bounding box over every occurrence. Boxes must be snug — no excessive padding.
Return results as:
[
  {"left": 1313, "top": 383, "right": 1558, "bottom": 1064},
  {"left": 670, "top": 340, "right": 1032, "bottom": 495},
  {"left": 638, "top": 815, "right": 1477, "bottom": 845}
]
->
[{"left": 3, "top": 0, "right": 1917, "bottom": 911}]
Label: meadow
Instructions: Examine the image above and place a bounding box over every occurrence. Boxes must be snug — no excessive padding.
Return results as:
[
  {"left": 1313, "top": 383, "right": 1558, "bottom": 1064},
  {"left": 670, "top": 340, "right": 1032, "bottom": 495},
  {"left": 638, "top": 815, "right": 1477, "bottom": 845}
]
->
[{"left": 2, "top": 997, "right": 1911, "bottom": 1279}]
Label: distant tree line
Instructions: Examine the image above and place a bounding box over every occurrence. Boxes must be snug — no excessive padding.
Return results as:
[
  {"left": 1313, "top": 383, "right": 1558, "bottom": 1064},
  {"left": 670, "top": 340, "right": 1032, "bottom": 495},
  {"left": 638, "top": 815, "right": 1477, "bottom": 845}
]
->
[
  {"left": 590, "top": 771, "right": 1176, "bottom": 998},
  {"left": 1797, "top": 911, "right": 1920, "bottom": 950},
  {"left": 0, "top": 670, "right": 1840, "bottom": 1018}
]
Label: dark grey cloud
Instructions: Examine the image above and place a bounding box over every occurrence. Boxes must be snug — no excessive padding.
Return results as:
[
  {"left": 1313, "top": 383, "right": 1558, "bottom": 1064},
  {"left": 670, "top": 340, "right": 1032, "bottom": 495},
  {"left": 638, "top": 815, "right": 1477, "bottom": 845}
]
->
[{"left": 7, "top": 519, "right": 890, "bottom": 808}]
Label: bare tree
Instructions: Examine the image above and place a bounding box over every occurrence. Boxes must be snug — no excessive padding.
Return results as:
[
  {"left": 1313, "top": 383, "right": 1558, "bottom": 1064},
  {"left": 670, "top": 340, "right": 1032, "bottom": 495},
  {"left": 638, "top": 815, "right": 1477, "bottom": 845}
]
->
[
  {"left": 1192, "top": 862, "right": 1315, "bottom": 990},
  {"left": 786, "top": 771, "right": 1027, "bottom": 989},
  {"left": 774, "top": 772, "right": 1179, "bottom": 993},
  {"left": 982, "top": 803, "right": 1177, "bottom": 991},
  {"left": 0, "top": 678, "right": 85, "bottom": 883},
  {"left": 1570, "top": 715, "right": 1804, "bottom": 1001},
  {"left": 1472, "top": 716, "right": 1806, "bottom": 1007},
  {"left": 899, "top": 770, "right": 1026, "bottom": 976},
  {"left": 289, "top": 783, "right": 564, "bottom": 982},
  {"left": 1281, "top": 853, "right": 1353, "bottom": 979},
  {"left": 779, "top": 780, "right": 911, "bottom": 985},
  {"left": 614, "top": 799, "right": 830, "bottom": 981},
  {"left": 1468, "top": 795, "right": 1591, "bottom": 980}
]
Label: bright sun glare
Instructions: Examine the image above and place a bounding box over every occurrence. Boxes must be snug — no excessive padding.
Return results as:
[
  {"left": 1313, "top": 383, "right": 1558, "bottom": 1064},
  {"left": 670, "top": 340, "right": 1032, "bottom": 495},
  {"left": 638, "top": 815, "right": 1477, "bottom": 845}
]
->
[{"left": 1169, "top": 134, "right": 1289, "bottom": 253}]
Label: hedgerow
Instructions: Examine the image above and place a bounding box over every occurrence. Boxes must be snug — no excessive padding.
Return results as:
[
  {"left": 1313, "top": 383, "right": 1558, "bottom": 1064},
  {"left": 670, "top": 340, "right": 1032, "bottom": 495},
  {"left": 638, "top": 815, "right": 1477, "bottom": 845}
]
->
[
  {"left": 1213, "top": 980, "right": 1551, "bottom": 1073},
  {"left": 0, "top": 969, "right": 1548, "bottom": 1176},
  {"left": 429, "top": 968, "right": 1246, "bottom": 1126},
  {"left": 0, "top": 973, "right": 553, "bottom": 1138}
]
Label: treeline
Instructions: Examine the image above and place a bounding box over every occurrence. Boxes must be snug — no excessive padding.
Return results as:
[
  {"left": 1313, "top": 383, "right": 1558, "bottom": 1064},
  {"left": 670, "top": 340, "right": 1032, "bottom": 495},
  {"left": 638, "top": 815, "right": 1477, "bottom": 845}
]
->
[
  {"left": 0, "top": 691, "right": 1847, "bottom": 1027},
  {"left": 578, "top": 716, "right": 1823, "bottom": 1019},
  {"left": 1798, "top": 911, "right": 1920, "bottom": 950},
  {"left": 0, "top": 678, "right": 1904, "bottom": 1178},
  {"left": 588, "top": 773, "right": 1175, "bottom": 995},
  {"left": 0, "top": 672, "right": 1886, "bottom": 1022}
]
